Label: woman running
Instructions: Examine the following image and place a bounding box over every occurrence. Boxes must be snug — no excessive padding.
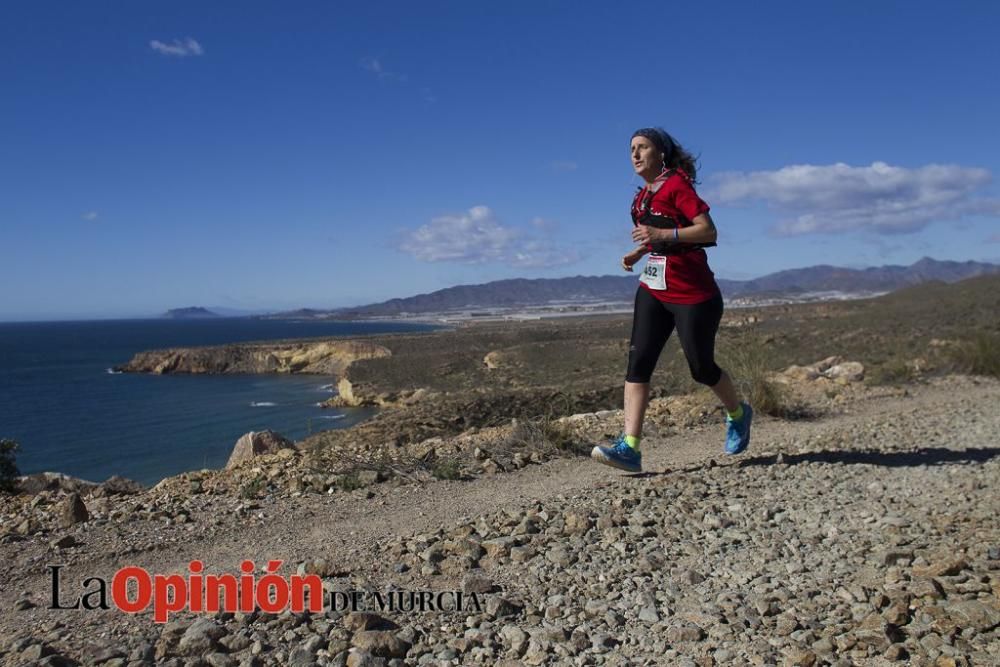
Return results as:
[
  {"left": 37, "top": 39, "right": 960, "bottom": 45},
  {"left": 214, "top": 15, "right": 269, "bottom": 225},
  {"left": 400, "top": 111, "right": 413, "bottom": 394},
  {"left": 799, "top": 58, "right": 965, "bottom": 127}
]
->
[{"left": 591, "top": 127, "right": 752, "bottom": 472}]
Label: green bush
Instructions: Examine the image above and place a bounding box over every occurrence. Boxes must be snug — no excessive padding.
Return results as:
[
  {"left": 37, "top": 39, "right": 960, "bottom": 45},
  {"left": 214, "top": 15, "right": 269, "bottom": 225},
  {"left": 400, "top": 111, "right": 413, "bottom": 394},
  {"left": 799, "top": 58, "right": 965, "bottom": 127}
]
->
[
  {"left": 1, "top": 439, "right": 21, "bottom": 494},
  {"left": 431, "top": 459, "right": 462, "bottom": 480},
  {"left": 338, "top": 472, "right": 363, "bottom": 491},
  {"left": 239, "top": 475, "right": 264, "bottom": 499}
]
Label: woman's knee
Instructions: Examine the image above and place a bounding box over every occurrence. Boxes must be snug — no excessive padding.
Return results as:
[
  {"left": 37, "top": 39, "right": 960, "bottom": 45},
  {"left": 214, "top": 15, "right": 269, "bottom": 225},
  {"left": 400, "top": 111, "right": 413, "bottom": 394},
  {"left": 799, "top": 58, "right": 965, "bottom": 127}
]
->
[
  {"left": 689, "top": 362, "right": 722, "bottom": 386},
  {"left": 626, "top": 353, "right": 656, "bottom": 383}
]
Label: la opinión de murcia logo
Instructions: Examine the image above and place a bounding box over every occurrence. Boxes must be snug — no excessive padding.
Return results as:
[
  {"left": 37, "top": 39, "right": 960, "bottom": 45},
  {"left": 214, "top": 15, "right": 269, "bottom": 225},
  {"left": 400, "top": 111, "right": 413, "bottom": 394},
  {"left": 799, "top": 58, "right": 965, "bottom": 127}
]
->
[{"left": 48, "top": 561, "right": 483, "bottom": 623}]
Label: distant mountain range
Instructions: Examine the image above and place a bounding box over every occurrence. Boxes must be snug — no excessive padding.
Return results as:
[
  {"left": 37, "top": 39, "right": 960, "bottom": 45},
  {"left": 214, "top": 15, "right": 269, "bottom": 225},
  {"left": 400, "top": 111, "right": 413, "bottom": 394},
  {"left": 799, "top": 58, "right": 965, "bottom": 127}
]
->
[{"left": 318, "top": 257, "right": 999, "bottom": 317}]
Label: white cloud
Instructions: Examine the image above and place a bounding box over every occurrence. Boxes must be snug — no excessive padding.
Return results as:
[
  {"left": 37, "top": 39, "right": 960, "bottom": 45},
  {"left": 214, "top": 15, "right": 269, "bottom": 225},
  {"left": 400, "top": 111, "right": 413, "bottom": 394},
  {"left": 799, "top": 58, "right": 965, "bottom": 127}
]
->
[
  {"left": 529, "top": 217, "right": 558, "bottom": 231},
  {"left": 550, "top": 160, "right": 578, "bottom": 172},
  {"left": 402, "top": 206, "right": 579, "bottom": 268},
  {"left": 361, "top": 57, "right": 406, "bottom": 82},
  {"left": 150, "top": 38, "right": 204, "bottom": 57},
  {"left": 82, "top": 211, "right": 98, "bottom": 221},
  {"left": 361, "top": 57, "right": 384, "bottom": 75},
  {"left": 708, "top": 162, "right": 1000, "bottom": 236}
]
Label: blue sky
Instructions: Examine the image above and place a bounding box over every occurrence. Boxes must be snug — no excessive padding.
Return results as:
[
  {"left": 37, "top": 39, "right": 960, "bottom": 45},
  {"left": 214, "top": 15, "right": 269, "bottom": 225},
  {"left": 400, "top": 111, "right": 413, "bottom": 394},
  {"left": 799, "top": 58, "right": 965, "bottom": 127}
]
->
[{"left": 2, "top": 1, "right": 999, "bottom": 320}]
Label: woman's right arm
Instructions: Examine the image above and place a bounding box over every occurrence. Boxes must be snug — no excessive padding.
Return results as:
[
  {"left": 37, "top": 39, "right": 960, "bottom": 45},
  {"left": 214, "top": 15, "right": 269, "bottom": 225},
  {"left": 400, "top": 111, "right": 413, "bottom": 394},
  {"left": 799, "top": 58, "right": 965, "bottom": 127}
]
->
[{"left": 622, "top": 245, "right": 650, "bottom": 272}]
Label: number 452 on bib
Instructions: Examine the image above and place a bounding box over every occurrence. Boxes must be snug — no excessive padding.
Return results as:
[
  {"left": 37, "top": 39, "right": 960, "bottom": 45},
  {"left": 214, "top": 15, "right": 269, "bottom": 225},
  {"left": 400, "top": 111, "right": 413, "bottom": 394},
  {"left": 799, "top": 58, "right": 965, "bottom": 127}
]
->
[{"left": 639, "top": 254, "right": 667, "bottom": 291}]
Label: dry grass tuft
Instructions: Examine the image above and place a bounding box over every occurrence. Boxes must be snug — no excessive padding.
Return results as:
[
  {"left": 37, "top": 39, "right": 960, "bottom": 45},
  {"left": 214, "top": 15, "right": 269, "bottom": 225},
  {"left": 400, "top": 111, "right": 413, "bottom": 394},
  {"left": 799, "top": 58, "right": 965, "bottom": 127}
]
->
[
  {"left": 948, "top": 332, "right": 1000, "bottom": 378},
  {"left": 718, "top": 329, "right": 796, "bottom": 418}
]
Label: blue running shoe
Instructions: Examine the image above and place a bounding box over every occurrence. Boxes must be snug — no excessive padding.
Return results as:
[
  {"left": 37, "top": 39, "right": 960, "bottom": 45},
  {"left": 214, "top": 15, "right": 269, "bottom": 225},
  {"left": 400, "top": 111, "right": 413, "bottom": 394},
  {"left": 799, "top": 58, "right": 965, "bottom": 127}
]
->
[
  {"left": 591, "top": 434, "right": 642, "bottom": 473},
  {"left": 725, "top": 402, "right": 753, "bottom": 455}
]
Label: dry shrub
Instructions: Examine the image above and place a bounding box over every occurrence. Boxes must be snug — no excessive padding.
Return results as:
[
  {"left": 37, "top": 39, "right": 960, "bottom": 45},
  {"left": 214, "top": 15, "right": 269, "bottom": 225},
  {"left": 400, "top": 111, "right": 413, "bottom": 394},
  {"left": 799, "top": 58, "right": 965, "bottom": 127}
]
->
[
  {"left": 501, "top": 416, "right": 589, "bottom": 457},
  {"left": 717, "top": 329, "right": 793, "bottom": 418},
  {"left": 949, "top": 332, "right": 1000, "bottom": 378},
  {"left": 867, "top": 358, "right": 919, "bottom": 386}
]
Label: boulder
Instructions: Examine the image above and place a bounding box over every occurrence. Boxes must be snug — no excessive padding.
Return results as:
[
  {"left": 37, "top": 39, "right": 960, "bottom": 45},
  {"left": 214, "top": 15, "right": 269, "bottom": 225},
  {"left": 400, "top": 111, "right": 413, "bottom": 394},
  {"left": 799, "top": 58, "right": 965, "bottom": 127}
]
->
[
  {"left": 781, "top": 357, "right": 864, "bottom": 384},
  {"left": 93, "top": 475, "right": 145, "bottom": 497},
  {"left": 824, "top": 361, "right": 865, "bottom": 383},
  {"left": 782, "top": 365, "right": 820, "bottom": 382},
  {"left": 483, "top": 351, "right": 504, "bottom": 369},
  {"left": 813, "top": 355, "right": 844, "bottom": 372},
  {"left": 18, "top": 472, "right": 98, "bottom": 496},
  {"left": 226, "top": 430, "right": 296, "bottom": 469},
  {"left": 59, "top": 493, "right": 89, "bottom": 527}
]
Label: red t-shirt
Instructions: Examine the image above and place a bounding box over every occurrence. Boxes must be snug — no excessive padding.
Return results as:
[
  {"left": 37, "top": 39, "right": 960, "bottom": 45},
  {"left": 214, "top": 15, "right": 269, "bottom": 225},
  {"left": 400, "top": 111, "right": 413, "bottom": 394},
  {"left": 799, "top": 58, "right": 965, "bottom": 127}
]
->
[{"left": 631, "top": 170, "right": 720, "bottom": 305}]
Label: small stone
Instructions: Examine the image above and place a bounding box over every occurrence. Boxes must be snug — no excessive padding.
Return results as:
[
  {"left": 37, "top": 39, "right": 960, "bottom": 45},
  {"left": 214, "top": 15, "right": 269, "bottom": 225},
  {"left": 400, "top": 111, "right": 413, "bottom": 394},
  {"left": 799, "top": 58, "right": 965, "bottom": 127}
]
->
[
  {"left": 177, "top": 618, "right": 227, "bottom": 655},
  {"left": 345, "top": 650, "right": 382, "bottom": 667},
  {"left": 486, "top": 597, "right": 522, "bottom": 619},
  {"left": 500, "top": 625, "right": 528, "bottom": 655},
  {"left": 461, "top": 572, "right": 493, "bottom": 594},
  {"left": 666, "top": 624, "right": 704, "bottom": 642},
  {"left": 522, "top": 639, "right": 550, "bottom": 665},
  {"left": 351, "top": 631, "right": 410, "bottom": 659},
  {"left": 943, "top": 600, "right": 1000, "bottom": 632},
  {"left": 782, "top": 648, "right": 817, "bottom": 667},
  {"left": 913, "top": 559, "right": 968, "bottom": 578},
  {"left": 584, "top": 600, "right": 609, "bottom": 617},
  {"left": 632, "top": 604, "right": 657, "bottom": 625},
  {"left": 51, "top": 534, "right": 76, "bottom": 549},
  {"left": 510, "top": 546, "right": 535, "bottom": 563},
  {"left": 563, "top": 511, "right": 593, "bottom": 535},
  {"left": 910, "top": 577, "right": 946, "bottom": 600},
  {"left": 775, "top": 615, "right": 799, "bottom": 636},
  {"left": 854, "top": 614, "right": 892, "bottom": 651},
  {"left": 206, "top": 653, "right": 238, "bottom": 667},
  {"left": 884, "top": 644, "right": 909, "bottom": 661},
  {"left": 19, "top": 644, "right": 56, "bottom": 661},
  {"left": 344, "top": 612, "right": 395, "bottom": 632},
  {"left": 545, "top": 547, "right": 576, "bottom": 567}
]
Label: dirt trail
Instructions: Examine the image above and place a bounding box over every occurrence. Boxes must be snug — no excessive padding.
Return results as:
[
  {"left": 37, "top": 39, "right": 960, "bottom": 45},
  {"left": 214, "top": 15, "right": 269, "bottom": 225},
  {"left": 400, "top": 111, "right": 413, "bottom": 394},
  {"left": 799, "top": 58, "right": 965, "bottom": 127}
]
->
[{"left": 2, "top": 376, "right": 993, "bottom": 651}]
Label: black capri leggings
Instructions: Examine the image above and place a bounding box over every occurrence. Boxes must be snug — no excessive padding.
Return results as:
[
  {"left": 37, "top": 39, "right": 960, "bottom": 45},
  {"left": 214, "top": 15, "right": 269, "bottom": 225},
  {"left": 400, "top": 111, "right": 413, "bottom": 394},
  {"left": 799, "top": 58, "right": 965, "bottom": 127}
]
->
[{"left": 625, "top": 287, "right": 724, "bottom": 385}]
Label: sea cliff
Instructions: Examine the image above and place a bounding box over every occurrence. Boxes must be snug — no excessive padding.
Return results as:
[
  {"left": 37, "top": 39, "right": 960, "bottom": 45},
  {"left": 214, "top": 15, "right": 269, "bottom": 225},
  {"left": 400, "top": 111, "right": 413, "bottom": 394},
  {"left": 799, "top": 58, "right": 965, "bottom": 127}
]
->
[{"left": 116, "top": 339, "right": 392, "bottom": 376}]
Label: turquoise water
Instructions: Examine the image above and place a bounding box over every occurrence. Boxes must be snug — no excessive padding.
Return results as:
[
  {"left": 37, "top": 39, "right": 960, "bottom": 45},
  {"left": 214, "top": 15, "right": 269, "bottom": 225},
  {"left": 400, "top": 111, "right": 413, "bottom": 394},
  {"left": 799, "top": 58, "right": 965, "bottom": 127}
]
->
[{"left": 0, "top": 318, "right": 437, "bottom": 486}]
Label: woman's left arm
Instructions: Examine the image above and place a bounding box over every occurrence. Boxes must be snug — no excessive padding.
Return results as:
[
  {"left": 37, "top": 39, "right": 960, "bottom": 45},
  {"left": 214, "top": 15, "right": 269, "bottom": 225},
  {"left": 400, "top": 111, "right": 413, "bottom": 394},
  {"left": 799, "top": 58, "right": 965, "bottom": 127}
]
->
[{"left": 679, "top": 212, "right": 718, "bottom": 244}]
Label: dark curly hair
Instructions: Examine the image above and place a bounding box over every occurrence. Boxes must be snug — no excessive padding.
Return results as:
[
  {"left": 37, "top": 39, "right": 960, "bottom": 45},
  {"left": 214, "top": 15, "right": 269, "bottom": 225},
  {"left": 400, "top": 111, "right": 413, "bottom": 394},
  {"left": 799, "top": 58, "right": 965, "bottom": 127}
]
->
[{"left": 631, "top": 127, "right": 700, "bottom": 182}]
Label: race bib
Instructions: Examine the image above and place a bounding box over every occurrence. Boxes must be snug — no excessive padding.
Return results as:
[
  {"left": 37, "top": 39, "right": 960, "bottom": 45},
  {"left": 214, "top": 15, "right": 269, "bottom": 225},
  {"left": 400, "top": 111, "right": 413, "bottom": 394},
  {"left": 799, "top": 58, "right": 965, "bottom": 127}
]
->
[{"left": 639, "top": 254, "right": 667, "bottom": 290}]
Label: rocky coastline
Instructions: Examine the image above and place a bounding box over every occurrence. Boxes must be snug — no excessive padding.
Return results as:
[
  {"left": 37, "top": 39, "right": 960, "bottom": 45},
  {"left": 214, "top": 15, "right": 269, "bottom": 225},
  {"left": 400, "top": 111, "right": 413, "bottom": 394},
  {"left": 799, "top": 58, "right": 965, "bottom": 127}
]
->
[{"left": 116, "top": 339, "right": 392, "bottom": 379}]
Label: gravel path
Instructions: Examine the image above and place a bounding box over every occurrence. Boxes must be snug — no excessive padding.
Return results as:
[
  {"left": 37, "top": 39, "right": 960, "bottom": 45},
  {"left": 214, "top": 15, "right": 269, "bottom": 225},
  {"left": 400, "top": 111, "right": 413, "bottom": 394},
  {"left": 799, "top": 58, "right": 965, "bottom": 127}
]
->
[{"left": 2, "top": 376, "right": 998, "bottom": 666}]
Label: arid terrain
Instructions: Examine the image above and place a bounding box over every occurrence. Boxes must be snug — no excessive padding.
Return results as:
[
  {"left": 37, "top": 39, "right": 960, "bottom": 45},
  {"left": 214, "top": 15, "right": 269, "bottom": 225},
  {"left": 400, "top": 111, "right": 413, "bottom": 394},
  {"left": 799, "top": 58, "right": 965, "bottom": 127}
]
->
[{"left": 2, "top": 275, "right": 999, "bottom": 666}]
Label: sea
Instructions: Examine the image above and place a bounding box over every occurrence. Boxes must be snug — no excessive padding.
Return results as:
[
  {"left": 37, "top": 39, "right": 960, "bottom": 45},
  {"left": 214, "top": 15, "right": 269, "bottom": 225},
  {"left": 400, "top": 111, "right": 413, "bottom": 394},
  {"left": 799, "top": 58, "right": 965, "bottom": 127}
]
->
[{"left": 0, "top": 318, "right": 439, "bottom": 487}]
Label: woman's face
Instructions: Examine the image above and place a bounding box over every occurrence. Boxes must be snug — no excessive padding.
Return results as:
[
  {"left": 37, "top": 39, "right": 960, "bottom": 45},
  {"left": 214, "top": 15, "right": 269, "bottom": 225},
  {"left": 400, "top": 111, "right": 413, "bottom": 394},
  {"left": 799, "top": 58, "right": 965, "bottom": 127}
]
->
[{"left": 630, "top": 136, "right": 663, "bottom": 179}]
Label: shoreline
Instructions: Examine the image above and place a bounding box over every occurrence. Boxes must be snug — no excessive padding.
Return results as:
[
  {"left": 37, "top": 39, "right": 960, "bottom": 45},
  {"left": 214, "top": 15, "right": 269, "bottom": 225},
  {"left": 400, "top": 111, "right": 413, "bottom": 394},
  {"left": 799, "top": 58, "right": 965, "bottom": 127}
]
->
[{"left": 9, "top": 276, "right": 998, "bottom": 497}]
